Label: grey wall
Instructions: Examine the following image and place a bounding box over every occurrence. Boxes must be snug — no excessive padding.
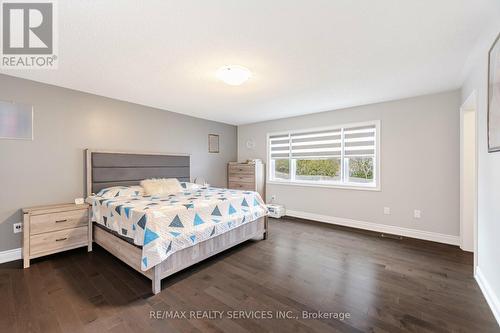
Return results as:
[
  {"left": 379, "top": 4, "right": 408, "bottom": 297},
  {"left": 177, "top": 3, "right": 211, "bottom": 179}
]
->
[
  {"left": 238, "top": 90, "right": 461, "bottom": 237},
  {"left": 0, "top": 74, "right": 237, "bottom": 251},
  {"left": 462, "top": 29, "right": 500, "bottom": 320}
]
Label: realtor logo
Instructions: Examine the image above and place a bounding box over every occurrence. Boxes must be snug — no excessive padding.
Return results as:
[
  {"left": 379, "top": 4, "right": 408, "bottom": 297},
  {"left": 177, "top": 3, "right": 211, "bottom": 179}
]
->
[{"left": 1, "top": 0, "right": 58, "bottom": 68}]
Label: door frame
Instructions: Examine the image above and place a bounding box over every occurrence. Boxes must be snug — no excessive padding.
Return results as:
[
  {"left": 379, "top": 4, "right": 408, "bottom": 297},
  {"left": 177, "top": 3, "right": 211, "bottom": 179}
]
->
[{"left": 459, "top": 90, "right": 478, "bottom": 271}]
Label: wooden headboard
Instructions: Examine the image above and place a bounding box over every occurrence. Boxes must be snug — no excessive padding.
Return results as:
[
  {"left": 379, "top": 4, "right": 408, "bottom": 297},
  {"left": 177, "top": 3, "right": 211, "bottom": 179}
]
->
[{"left": 85, "top": 149, "right": 190, "bottom": 195}]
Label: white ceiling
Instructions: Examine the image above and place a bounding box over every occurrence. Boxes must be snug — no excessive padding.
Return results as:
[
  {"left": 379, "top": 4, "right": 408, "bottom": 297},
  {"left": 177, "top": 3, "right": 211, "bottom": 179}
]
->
[{"left": 2, "top": 0, "right": 499, "bottom": 125}]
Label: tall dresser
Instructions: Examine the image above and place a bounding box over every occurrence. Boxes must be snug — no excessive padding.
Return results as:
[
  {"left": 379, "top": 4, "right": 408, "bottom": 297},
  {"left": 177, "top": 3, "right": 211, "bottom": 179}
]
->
[{"left": 227, "top": 161, "right": 265, "bottom": 200}]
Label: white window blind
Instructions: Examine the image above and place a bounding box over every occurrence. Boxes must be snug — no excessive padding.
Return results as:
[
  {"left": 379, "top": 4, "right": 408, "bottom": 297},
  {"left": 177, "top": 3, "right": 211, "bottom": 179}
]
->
[
  {"left": 269, "top": 134, "right": 290, "bottom": 159},
  {"left": 290, "top": 129, "right": 341, "bottom": 158},
  {"left": 344, "top": 124, "right": 376, "bottom": 156},
  {"left": 268, "top": 121, "right": 379, "bottom": 189}
]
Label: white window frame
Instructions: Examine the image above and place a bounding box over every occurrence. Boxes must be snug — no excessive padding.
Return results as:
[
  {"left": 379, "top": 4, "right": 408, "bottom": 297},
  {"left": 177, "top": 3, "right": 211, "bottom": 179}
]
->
[{"left": 266, "top": 120, "right": 381, "bottom": 191}]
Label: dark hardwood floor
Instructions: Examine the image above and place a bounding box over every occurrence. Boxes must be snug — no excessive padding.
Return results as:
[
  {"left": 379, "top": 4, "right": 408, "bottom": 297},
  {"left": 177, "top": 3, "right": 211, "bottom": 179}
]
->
[{"left": 0, "top": 218, "right": 498, "bottom": 333}]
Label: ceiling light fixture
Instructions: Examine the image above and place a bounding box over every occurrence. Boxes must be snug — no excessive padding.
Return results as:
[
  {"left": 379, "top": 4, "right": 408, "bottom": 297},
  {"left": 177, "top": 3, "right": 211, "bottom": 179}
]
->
[{"left": 216, "top": 65, "right": 252, "bottom": 86}]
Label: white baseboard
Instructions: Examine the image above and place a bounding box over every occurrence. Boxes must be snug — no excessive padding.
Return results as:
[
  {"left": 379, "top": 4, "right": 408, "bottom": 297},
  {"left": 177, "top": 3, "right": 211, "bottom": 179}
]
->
[
  {"left": 475, "top": 267, "right": 500, "bottom": 326},
  {"left": 285, "top": 210, "right": 460, "bottom": 245},
  {"left": 0, "top": 248, "right": 22, "bottom": 264}
]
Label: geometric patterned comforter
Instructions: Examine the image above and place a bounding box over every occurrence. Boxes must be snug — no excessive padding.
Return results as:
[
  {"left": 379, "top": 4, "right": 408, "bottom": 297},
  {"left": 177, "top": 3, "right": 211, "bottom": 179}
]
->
[{"left": 88, "top": 187, "right": 268, "bottom": 271}]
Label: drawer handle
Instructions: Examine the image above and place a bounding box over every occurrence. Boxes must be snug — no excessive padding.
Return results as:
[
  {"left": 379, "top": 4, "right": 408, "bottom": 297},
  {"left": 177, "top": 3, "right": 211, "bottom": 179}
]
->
[
  {"left": 55, "top": 237, "right": 68, "bottom": 242},
  {"left": 55, "top": 219, "right": 68, "bottom": 223}
]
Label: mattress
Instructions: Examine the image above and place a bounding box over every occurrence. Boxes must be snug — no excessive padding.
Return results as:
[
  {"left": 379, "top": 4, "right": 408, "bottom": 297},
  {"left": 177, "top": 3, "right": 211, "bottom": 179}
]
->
[
  {"left": 88, "top": 186, "right": 268, "bottom": 271},
  {"left": 94, "top": 223, "right": 140, "bottom": 248}
]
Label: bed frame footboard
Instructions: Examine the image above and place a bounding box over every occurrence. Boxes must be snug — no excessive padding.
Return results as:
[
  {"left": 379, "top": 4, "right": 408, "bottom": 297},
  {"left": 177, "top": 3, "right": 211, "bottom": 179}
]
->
[{"left": 94, "top": 216, "right": 267, "bottom": 295}]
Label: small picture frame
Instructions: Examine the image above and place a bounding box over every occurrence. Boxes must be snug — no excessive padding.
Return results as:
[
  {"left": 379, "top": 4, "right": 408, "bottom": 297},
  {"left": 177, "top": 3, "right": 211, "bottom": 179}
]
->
[{"left": 208, "top": 134, "right": 219, "bottom": 153}]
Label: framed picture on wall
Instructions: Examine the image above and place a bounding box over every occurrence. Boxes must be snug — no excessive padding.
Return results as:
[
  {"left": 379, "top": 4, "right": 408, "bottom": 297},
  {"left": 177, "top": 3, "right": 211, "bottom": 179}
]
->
[
  {"left": 0, "top": 100, "right": 33, "bottom": 140},
  {"left": 488, "top": 33, "right": 500, "bottom": 152},
  {"left": 208, "top": 134, "right": 219, "bottom": 153}
]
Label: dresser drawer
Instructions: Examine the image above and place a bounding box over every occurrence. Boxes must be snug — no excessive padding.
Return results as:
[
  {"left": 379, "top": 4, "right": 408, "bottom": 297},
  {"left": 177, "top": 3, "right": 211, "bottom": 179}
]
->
[
  {"left": 30, "top": 226, "right": 88, "bottom": 258},
  {"left": 228, "top": 164, "right": 255, "bottom": 175},
  {"left": 228, "top": 181, "right": 256, "bottom": 191},
  {"left": 229, "top": 174, "right": 255, "bottom": 183},
  {"left": 30, "top": 209, "right": 88, "bottom": 235}
]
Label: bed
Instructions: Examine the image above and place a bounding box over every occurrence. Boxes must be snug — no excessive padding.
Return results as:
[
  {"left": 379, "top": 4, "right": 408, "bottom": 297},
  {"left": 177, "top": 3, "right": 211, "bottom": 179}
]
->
[{"left": 85, "top": 149, "right": 268, "bottom": 294}]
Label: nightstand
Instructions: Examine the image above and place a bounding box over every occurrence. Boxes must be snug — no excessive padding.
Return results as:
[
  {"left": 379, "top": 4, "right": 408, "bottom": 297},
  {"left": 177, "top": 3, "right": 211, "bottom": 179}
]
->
[{"left": 22, "top": 203, "right": 92, "bottom": 268}]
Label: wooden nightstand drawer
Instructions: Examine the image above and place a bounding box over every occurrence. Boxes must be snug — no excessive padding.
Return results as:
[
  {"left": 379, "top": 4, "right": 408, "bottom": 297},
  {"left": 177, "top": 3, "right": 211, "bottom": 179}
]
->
[
  {"left": 30, "top": 226, "right": 88, "bottom": 258},
  {"left": 30, "top": 209, "right": 88, "bottom": 235}
]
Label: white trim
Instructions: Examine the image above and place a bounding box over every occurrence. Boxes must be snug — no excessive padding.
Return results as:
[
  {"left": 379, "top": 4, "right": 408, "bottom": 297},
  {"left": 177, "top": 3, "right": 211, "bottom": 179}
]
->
[
  {"left": 286, "top": 210, "right": 460, "bottom": 245},
  {"left": 267, "top": 180, "right": 380, "bottom": 191},
  {"left": 475, "top": 267, "right": 500, "bottom": 326},
  {"left": 0, "top": 248, "right": 22, "bottom": 264},
  {"left": 459, "top": 90, "right": 478, "bottom": 264}
]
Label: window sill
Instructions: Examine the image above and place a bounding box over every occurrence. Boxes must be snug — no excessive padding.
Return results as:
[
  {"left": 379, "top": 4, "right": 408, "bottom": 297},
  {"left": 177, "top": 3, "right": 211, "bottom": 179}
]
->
[{"left": 266, "top": 180, "right": 381, "bottom": 191}]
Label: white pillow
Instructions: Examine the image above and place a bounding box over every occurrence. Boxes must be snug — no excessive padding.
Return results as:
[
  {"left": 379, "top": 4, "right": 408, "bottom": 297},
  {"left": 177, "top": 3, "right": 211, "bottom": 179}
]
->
[
  {"left": 140, "top": 178, "right": 183, "bottom": 196},
  {"left": 96, "top": 186, "right": 144, "bottom": 198}
]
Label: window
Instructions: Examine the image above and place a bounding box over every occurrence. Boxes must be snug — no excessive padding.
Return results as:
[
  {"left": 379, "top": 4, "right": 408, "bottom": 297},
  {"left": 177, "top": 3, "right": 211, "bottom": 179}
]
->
[{"left": 268, "top": 121, "right": 379, "bottom": 189}]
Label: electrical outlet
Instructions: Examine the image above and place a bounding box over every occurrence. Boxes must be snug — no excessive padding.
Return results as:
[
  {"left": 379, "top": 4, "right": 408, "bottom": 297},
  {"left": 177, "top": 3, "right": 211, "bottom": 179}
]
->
[
  {"left": 271, "top": 195, "right": 276, "bottom": 201},
  {"left": 13, "top": 223, "right": 22, "bottom": 233},
  {"left": 383, "top": 207, "right": 391, "bottom": 215},
  {"left": 414, "top": 210, "right": 421, "bottom": 219}
]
